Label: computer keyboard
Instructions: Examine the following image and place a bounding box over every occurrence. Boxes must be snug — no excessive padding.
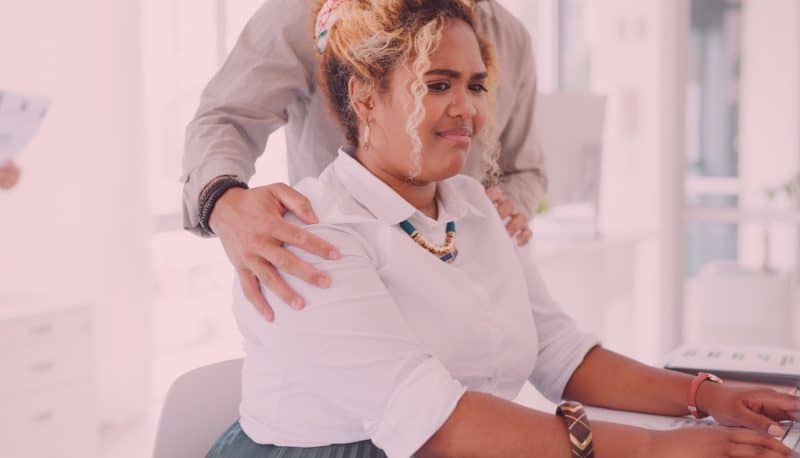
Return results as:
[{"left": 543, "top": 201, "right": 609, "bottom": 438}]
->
[{"left": 783, "top": 420, "right": 799, "bottom": 451}]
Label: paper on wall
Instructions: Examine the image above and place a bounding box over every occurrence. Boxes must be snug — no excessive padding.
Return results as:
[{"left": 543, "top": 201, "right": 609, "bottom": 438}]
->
[{"left": 0, "top": 91, "right": 50, "bottom": 164}]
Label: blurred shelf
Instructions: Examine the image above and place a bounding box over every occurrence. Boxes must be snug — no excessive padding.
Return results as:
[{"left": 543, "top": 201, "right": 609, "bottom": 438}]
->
[{"left": 686, "top": 207, "right": 800, "bottom": 224}]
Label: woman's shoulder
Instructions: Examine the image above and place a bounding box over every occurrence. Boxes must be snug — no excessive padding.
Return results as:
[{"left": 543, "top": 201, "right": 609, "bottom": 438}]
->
[
  {"left": 292, "top": 167, "right": 380, "bottom": 227},
  {"left": 444, "top": 174, "right": 497, "bottom": 215},
  {"left": 285, "top": 168, "right": 386, "bottom": 263}
]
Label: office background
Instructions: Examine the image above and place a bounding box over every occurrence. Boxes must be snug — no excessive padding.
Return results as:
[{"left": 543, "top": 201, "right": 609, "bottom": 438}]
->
[{"left": 1, "top": 0, "right": 798, "bottom": 456}]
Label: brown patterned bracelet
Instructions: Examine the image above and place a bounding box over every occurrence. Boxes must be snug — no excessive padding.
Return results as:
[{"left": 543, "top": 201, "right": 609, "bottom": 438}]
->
[{"left": 556, "top": 401, "right": 595, "bottom": 457}]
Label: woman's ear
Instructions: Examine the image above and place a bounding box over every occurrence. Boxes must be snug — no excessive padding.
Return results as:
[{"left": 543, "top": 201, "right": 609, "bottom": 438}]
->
[{"left": 348, "top": 76, "right": 374, "bottom": 123}]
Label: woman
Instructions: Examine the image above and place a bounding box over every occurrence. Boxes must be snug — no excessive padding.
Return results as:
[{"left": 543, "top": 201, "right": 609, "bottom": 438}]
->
[{"left": 208, "top": 1, "right": 799, "bottom": 456}]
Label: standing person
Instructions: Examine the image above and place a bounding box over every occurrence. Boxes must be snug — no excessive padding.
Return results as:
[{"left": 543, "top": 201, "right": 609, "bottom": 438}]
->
[
  {"left": 183, "top": 0, "right": 545, "bottom": 321},
  {"left": 206, "top": 1, "right": 800, "bottom": 456},
  {"left": 0, "top": 161, "right": 21, "bottom": 189}
]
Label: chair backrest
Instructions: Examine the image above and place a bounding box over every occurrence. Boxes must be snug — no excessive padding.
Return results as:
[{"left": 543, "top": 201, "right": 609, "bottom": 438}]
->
[{"left": 152, "top": 358, "right": 243, "bottom": 458}]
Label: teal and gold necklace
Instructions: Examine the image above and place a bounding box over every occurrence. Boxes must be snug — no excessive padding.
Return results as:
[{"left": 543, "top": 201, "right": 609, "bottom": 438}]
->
[{"left": 398, "top": 220, "right": 458, "bottom": 263}]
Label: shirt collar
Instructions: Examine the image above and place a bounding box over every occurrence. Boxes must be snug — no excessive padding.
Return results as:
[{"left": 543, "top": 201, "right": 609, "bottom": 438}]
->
[{"left": 333, "top": 147, "right": 486, "bottom": 225}]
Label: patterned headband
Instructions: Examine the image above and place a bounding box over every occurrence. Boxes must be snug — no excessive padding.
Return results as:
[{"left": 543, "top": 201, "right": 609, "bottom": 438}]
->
[{"left": 315, "top": 0, "right": 347, "bottom": 53}]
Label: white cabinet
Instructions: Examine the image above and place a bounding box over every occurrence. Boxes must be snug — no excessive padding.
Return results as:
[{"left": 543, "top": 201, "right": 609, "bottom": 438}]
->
[
  {"left": 0, "top": 299, "right": 96, "bottom": 458},
  {"left": 533, "top": 234, "right": 642, "bottom": 336}
]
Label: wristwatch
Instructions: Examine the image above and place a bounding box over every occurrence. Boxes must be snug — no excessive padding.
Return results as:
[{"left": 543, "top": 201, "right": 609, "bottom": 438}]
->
[{"left": 688, "top": 372, "right": 723, "bottom": 419}]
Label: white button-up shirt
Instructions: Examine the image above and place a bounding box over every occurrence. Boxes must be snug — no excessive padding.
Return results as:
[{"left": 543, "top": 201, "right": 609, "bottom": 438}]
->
[{"left": 233, "top": 150, "right": 598, "bottom": 458}]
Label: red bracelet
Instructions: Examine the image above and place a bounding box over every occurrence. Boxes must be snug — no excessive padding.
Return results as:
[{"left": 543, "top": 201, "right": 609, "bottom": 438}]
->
[{"left": 688, "top": 372, "right": 723, "bottom": 418}]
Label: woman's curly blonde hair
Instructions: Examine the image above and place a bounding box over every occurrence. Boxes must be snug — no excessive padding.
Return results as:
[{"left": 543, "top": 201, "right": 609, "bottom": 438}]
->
[{"left": 313, "top": 0, "right": 501, "bottom": 184}]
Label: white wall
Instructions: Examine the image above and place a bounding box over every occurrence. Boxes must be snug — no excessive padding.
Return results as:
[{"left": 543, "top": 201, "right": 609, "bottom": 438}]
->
[{"left": 0, "top": 0, "right": 153, "bottom": 426}]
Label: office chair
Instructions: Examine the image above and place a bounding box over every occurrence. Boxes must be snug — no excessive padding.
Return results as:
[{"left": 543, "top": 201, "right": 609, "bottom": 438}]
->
[{"left": 152, "top": 358, "right": 243, "bottom": 458}]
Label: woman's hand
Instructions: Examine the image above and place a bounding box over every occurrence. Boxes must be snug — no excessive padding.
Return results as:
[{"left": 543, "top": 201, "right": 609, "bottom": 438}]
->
[
  {"left": 0, "top": 160, "right": 21, "bottom": 189},
  {"left": 485, "top": 186, "right": 532, "bottom": 246},
  {"left": 646, "top": 426, "right": 797, "bottom": 458},
  {"left": 698, "top": 382, "right": 800, "bottom": 437},
  {"left": 210, "top": 184, "right": 342, "bottom": 322}
]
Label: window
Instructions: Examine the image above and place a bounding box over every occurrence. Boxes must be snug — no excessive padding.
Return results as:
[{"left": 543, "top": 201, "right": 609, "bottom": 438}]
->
[
  {"left": 683, "top": 0, "right": 800, "bottom": 281},
  {"left": 683, "top": 0, "right": 742, "bottom": 277}
]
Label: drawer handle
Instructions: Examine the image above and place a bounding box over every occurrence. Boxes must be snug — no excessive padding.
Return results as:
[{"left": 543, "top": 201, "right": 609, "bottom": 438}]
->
[
  {"left": 31, "top": 410, "right": 54, "bottom": 423},
  {"left": 30, "top": 361, "right": 55, "bottom": 373},
  {"left": 30, "top": 324, "right": 53, "bottom": 335}
]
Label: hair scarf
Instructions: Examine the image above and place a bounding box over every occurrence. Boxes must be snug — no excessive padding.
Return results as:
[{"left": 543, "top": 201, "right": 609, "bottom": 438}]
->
[{"left": 315, "top": 0, "right": 347, "bottom": 53}]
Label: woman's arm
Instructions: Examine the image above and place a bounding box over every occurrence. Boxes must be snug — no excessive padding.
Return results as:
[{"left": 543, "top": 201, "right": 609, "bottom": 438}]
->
[
  {"left": 564, "top": 346, "right": 695, "bottom": 416},
  {"left": 182, "top": 0, "right": 319, "bottom": 235},
  {"left": 564, "top": 346, "right": 800, "bottom": 436},
  {"left": 418, "top": 391, "right": 650, "bottom": 458}
]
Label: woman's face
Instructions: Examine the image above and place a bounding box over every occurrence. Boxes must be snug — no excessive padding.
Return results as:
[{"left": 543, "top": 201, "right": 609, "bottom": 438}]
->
[{"left": 365, "top": 18, "right": 489, "bottom": 183}]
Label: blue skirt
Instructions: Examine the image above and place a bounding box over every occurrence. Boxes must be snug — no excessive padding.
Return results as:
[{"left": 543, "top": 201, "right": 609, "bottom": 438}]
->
[{"left": 206, "top": 421, "right": 388, "bottom": 458}]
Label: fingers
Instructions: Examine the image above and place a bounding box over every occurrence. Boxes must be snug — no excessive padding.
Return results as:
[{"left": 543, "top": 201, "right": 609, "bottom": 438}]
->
[
  {"left": 259, "top": 240, "right": 331, "bottom": 289},
  {"left": 738, "top": 406, "right": 784, "bottom": 436},
  {"left": 269, "top": 183, "right": 320, "bottom": 224},
  {"left": 248, "top": 257, "right": 305, "bottom": 311},
  {"left": 766, "top": 393, "right": 800, "bottom": 417},
  {"left": 727, "top": 443, "right": 789, "bottom": 458},
  {"left": 744, "top": 392, "right": 800, "bottom": 422},
  {"left": 485, "top": 185, "right": 504, "bottom": 203},
  {"left": 239, "top": 270, "right": 274, "bottom": 322},
  {"left": 505, "top": 212, "right": 527, "bottom": 236},
  {"left": 496, "top": 199, "right": 515, "bottom": 219},
  {"left": 729, "top": 428, "right": 795, "bottom": 456},
  {"left": 516, "top": 227, "right": 533, "bottom": 246},
  {"left": 485, "top": 186, "right": 514, "bottom": 218},
  {"left": 0, "top": 164, "right": 20, "bottom": 189},
  {"left": 504, "top": 213, "right": 532, "bottom": 246},
  {"left": 263, "top": 215, "right": 341, "bottom": 261}
]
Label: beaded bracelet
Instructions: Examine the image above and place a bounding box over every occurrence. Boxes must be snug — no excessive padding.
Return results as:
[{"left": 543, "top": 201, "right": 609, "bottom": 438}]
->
[
  {"left": 198, "top": 176, "right": 248, "bottom": 236},
  {"left": 199, "top": 174, "right": 239, "bottom": 207},
  {"left": 556, "top": 401, "right": 595, "bottom": 457}
]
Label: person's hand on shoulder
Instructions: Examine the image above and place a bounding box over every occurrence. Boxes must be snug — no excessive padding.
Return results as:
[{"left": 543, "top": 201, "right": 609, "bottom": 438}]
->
[
  {"left": 485, "top": 185, "right": 532, "bottom": 246},
  {"left": 210, "top": 183, "right": 342, "bottom": 322},
  {"left": 0, "top": 161, "right": 21, "bottom": 189}
]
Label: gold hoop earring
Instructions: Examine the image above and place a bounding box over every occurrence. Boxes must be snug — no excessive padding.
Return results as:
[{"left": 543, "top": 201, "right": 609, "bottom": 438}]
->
[{"left": 362, "top": 121, "right": 371, "bottom": 149}]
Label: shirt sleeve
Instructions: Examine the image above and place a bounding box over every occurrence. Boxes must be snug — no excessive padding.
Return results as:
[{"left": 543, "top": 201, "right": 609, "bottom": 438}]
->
[
  {"left": 235, "top": 223, "right": 466, "bottom": 458},
  {"left": 496, "top": 25, "right": 548, "bottom": 219},
  {"left": 181, "top": 0, "right": 317, "bottom": 236},
  {"left": 514, "top": 244, "right": 600, "bottom": 403}
]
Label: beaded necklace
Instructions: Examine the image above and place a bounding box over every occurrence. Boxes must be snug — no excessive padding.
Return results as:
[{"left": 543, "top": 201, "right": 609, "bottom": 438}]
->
[{"left": 398, "top": 220, "right": 458, "bottom": 263}]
